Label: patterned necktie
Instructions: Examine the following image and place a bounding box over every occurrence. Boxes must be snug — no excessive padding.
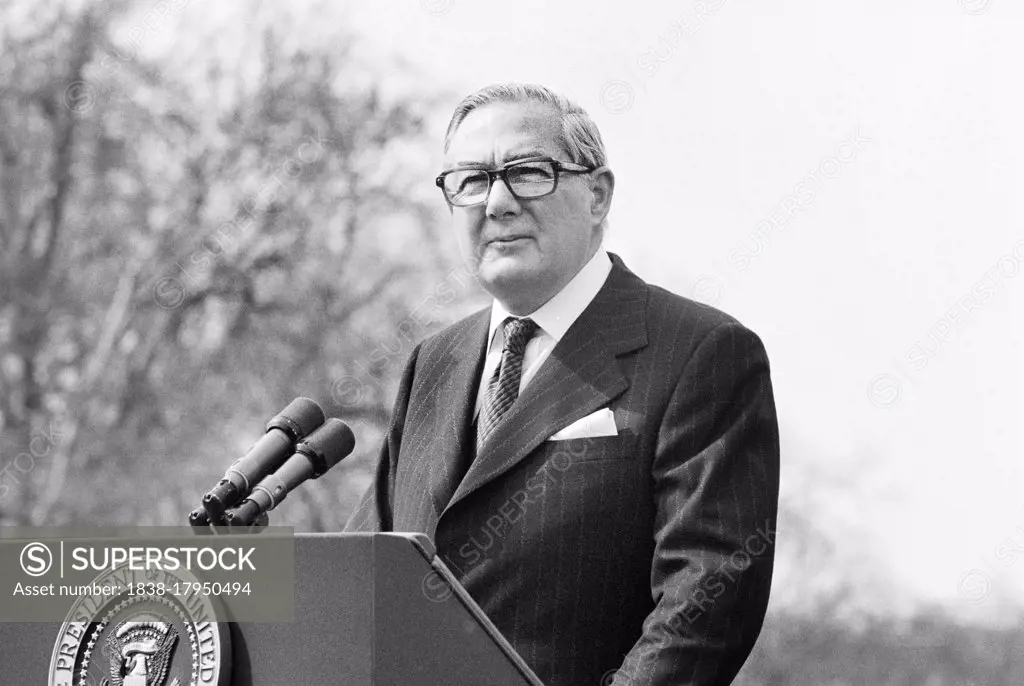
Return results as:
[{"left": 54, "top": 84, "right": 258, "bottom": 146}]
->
[{"left": 477, "top": 317, "right": 539, "bottom": 450}]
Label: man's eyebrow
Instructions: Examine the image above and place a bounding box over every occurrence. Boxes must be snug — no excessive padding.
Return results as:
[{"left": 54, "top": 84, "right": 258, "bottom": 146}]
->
[
  {"left": 502, "top": 149, "right": 550, "bottom": 162},
  {"left": 447, "top": 149, "right": 553, "bottom": 169}
]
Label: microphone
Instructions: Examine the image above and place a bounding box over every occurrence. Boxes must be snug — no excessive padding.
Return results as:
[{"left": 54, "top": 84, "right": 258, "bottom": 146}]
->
[
  {"left": 226, "top": 418, "right": 355, "bottom": 526},
  {"left": 201, "top": 397, "right": 326, "bottom": 522},
  {"left": 189, "top": 507, "right": 210, "bottom": 527},
  {"left": 189, "top": 505, "right": 268, "bottom": 534}
]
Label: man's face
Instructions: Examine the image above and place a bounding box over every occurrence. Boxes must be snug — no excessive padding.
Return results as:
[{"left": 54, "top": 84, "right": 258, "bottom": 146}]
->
[{"left": 443, "top": 101, "right": 607, "bottom": 314}]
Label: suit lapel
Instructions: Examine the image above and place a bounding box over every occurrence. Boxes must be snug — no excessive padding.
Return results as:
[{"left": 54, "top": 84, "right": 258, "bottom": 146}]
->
[
  {"left": 440, "top": 254, "right": 649, "bottom": 516},
  {"left": 421, "top": 308, "right": 489, "bottom": 526}
]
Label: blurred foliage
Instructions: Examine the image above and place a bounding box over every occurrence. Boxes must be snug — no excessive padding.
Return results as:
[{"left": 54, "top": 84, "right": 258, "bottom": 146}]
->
[
  {"left": 0, "top": 0, "right": 476, "bottom": 529},
  {"left": 735, "top": 608, "right": 1024, "bottom": 685}
]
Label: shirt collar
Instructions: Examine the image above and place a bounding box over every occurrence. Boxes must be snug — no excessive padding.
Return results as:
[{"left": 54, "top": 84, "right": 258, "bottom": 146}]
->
[{"left": 487, "top": 246, "right": 613, "bottom": 350}]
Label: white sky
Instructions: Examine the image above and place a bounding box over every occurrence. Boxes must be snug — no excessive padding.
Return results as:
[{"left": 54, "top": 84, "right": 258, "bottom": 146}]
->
[{"left": 134, "top": 0, "right": 1023, "bottom": 621}]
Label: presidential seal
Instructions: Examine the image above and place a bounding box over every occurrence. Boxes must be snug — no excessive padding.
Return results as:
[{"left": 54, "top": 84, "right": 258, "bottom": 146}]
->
[{"left": 48, "top": 564, "right": 230, "bottom": 686}]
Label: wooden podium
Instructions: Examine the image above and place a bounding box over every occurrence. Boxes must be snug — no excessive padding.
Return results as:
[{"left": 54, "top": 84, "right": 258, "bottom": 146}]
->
[{"left": 0, "top": 533, "right": 544, "bottom": 685}]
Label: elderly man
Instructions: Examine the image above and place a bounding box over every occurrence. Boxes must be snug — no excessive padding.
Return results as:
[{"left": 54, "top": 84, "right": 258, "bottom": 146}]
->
[{"left": 345, "top": 83, "right": 780, "bottom": 686}]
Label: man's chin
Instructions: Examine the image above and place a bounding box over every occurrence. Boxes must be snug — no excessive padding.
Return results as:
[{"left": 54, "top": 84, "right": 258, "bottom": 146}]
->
[
  {"left": 479, "top": 256, "right": 530, "bottom": 280},
  {"left": 478, "top": 256, "right": 542, "bottom": 300}
]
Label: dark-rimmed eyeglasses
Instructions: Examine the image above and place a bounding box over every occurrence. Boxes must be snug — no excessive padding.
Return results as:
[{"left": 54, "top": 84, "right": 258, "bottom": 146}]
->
[{"left": 435, "top": 158, "right": 594, "bottom": 207}]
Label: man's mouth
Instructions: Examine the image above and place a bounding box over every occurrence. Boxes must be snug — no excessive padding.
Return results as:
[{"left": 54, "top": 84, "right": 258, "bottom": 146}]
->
[{"left": 486, "top": 235, "right": 531, "bottom": 246}]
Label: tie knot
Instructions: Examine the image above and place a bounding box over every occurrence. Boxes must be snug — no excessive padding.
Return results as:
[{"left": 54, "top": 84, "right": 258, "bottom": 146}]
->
[{"left": 502, "top": 317, "right": 538, "bottom": 355}]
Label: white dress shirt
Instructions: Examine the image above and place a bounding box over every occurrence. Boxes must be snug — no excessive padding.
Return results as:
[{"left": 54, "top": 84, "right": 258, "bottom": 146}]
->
[{"left": 473, "top": 247, "right": 613, "bottom": 419}]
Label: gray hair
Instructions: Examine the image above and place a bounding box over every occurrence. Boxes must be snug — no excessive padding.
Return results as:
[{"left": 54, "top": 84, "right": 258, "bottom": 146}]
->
[{"left": 443, "top": 83, "right": 609, "bottom": 169}]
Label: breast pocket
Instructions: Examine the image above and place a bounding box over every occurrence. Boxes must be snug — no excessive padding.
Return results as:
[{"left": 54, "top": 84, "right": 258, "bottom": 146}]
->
[{"left": 542, "top": 431, "right": 637, "bottom": 464}]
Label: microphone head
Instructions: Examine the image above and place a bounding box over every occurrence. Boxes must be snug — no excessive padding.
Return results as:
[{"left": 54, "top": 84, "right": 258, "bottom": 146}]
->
[
  {"left": 266, "top": 397, "right": 325, "bottom": 440},
  {"left": 297, "top": 418, "right": 356, "bottom": 477}
]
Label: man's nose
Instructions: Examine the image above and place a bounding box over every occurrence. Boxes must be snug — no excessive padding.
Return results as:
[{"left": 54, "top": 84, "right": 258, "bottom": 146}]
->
[{"left": 485, "top": 175, "right": 521, "bottom": 220}]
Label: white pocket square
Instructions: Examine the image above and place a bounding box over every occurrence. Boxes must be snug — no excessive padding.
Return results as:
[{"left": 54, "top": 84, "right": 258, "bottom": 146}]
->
[{"left": 547, "top": 408, "right": 618, "bottom": 441}]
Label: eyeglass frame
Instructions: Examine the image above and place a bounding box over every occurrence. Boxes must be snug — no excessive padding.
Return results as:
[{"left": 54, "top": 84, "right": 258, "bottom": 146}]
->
[{"left": 434, "top": 157, "right": 596, "bottom": 207}]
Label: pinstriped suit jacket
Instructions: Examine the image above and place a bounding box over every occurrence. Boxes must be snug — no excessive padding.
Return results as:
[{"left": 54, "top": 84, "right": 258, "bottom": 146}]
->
[{"left": 344, "top": 253, "right": 780, "bottom": 686}]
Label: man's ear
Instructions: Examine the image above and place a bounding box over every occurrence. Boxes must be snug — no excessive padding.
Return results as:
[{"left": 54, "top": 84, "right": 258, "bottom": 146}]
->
[{"left": 589, "top": 166, "right": 615, "bottom": 227}]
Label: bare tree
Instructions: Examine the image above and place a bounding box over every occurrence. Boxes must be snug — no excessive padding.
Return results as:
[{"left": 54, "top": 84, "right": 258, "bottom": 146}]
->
[{"left": 0, "top": 0, "right": 463, "bottom": 528}]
